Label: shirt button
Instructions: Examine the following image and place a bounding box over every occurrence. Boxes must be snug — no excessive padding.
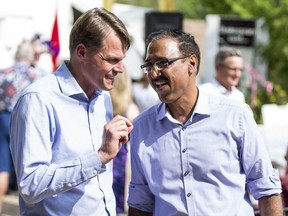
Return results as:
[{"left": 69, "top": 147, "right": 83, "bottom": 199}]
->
[
  {"left": 187, "top": 193, "right": 191, "bottom": 197},
  {"left": 67, "top": 183, "right": 72, "bottom": 187},
  {"left": 93, "top": 169, "right": 98, "bottom": 175},
  {"left": 182, "top": 148, "right": 187, "bottom": 153},
  {"left": 184, "top": 171, "right": 189, "bottom": 176}
]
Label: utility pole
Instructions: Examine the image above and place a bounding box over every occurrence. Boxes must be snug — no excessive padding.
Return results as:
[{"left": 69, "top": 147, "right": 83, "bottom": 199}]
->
[
  {"left": 103, "top": 0, "right": 114, "bottom": 12},
  {"left": 158, "top": 0, "right": 175, "bottom": 11}
]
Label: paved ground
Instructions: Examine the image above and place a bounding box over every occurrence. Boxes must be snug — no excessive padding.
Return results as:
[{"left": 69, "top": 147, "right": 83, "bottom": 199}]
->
[{"left": 2, "top": 191, "right": 19, "bottom": 216}]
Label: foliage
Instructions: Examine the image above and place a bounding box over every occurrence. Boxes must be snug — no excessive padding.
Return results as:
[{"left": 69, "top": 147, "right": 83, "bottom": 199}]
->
[{"left": 246, "top": 84, "right": 288, "bottom": 124}]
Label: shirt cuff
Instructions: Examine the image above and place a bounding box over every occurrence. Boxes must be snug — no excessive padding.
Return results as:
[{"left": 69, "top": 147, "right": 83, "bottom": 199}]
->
[
  {"left": 248, "top": 169, "right": 282, "bottom": 199},
  {"left": 80, "top": 151, "right": 106, "bottom": 180}
]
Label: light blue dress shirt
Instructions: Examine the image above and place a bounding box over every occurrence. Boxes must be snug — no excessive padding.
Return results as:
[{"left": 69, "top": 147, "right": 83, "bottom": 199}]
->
[
  {"left": 10, "top": 62, "right": 116, "bottom": 216},
  {"left": 128, "top": 91, "right": 281, "bottom": 216}
]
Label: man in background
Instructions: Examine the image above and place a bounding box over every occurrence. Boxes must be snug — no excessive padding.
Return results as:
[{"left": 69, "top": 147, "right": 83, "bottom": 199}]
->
[{"left": 199, "top": 47, "right": 245, "bottom": 102}]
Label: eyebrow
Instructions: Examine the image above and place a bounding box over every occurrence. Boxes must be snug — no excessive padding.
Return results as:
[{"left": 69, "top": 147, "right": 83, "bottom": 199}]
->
[{"left": 145, "top": 57, "right": 167, "bottom": 62}]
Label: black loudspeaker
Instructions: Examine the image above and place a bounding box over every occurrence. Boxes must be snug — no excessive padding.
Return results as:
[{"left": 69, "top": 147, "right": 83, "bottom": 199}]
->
[
  {"left": 72, "top": 6, "right": 83, "bottom": 24},
  {"left": 145, "top": 12, "right": 183, "bottom": 40}
]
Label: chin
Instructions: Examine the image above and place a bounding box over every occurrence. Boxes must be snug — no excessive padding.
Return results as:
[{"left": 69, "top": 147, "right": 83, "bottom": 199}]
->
[{"left": 105, "top": 85, "right": 114, "bottom": 91}]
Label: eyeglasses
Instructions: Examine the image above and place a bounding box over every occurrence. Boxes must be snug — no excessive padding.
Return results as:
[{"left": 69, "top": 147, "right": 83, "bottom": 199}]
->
[
  {"left": 140, "top": 56, "right": 189, "bottom": 74},
  {"left": 222, "top": 65, "right": 244, "bottom": 73}
]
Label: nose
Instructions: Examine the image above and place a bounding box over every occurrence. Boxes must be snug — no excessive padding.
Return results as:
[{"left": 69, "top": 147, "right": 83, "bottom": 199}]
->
[
  {"left": 149, "top": 66, "right": 161, "bottom": 79},
  {"left": 235, "top": 69, "right": 242, "bottom": 77},
  {"left": 114, "top": 61, "right": 125, "bottom": 73}
]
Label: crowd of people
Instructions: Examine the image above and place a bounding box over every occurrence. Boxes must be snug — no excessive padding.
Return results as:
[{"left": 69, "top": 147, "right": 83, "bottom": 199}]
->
[{"left": 0, "top": 6, "right": 286, "bottom": 216}]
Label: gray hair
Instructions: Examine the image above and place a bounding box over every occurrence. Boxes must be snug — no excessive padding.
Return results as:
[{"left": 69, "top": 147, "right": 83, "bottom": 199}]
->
[
  {"left": 15, "top": 41, "right": 34, "bottom": 64},
  {"left": 215, "top": 47, "right": 242, "bottom": 66}
]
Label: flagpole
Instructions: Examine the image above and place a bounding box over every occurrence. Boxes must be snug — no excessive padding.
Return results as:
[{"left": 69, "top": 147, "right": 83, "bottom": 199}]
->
[
  {"left": 158, "top": 0, "right": 175, "bottom": 11},
  {"left": 103, "top": 0, "right": 114, "bottom": 12}
]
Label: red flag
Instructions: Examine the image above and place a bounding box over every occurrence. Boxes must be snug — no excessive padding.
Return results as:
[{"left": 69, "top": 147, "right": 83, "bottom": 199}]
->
[{"left": 50, "top": 13, "right": 60, "bottom": 72}]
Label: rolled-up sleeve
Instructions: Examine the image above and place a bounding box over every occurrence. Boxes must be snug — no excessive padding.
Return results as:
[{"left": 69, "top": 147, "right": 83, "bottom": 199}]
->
[
  {"left": 240, "top": 105, "right": 282, "bottom": 199},
  {"left": 248, "top": 169, "right": 282, "bottom": 199}
]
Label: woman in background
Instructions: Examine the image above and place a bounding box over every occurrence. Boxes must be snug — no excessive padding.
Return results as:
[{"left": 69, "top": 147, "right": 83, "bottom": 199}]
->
[{"left": 110, "top": 69, "right": 139, "bottom": 215}]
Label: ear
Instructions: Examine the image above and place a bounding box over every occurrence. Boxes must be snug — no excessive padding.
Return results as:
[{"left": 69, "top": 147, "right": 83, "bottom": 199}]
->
[
  {"left": 215, "top": 64, "right": 222, "bottom": 71},
  {"left": 188, "top": 55, "right": 198, "bottom": 75},
  {"left": 75, "top": 44, "right": 87, "bottom": 60}
]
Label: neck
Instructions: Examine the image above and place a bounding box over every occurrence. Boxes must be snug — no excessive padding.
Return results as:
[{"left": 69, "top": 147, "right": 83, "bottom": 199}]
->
[
  {"left": 216, "top": 77, "right": 232, "bottom": 92},
  {"left": 167, "top": 87, "right": 199, "bottom": 124},
  {"left": 67, "top": 61, "right": 94, "bottom": 99}
]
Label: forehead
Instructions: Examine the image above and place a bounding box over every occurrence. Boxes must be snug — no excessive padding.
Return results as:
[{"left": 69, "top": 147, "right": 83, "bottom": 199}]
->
[
  {"left": 100, "top": 30, "right": 126, "bottom": 58},
  {"left": 224, "top": 56, "right": 243, "bottom": 66},
  {"left": 146, "top": 38, "right": 180, "bottom": 59}
]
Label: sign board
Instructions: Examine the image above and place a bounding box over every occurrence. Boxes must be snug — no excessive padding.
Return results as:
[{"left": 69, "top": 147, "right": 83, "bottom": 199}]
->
[
  {"left": 219, "top": 18, "right": 256, "bottom": 47},
  {"left": 145, "top": 12, "right": 183, "bottom": 39}
]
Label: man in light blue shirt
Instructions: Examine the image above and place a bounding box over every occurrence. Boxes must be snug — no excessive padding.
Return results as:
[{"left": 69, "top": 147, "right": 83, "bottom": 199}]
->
[
  {"left": 127, "top": 29, "right": 283, "bottom": 216},
  {"left": 10, "top": 8, "right": 132, "bottom": 215}
]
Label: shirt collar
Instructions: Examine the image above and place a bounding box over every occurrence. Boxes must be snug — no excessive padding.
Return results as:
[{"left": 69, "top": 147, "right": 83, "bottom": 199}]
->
[{"left": 156, "top": 90, "right": 213, "bottom": 122}]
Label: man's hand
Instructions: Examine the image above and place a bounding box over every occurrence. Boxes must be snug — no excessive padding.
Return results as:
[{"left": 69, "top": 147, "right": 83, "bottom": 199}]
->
[{"left": 98, "top": 115, "right": 133, "bottom": 164}]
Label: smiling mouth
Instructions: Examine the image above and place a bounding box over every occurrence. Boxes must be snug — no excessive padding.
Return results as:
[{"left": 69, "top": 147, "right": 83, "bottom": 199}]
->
[
  {"left": 154, "top": 79, "right": 169, "bottom": 90},
  {"left": 105, "top": 74, "right": 115, "bottom": 81}
]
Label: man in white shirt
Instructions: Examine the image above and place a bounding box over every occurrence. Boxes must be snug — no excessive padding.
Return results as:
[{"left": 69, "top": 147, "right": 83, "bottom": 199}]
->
[{"left": 199, "top": 47, "right": 245, "bottom": 102}]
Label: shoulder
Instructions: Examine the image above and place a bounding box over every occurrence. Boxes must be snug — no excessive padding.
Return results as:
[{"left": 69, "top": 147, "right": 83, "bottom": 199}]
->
[
  {"left": 133, "top": 104, "right": 159, "bottom": 126},
  {"left": 198, "top": 81, "right": 219, "bottom": 93},
  {"left": 22, "top": 73, "right": 57, "bottom": 95},
  {"left": 199, "top": 91, "right": 251, "bottom": 116},
  {"left": 198, "top": 81, "right": 215, "bottom": 88}
]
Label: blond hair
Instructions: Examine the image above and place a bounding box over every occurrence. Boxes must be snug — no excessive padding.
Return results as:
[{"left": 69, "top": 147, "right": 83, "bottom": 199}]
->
[{"left": 110, "top": 71, "right": 133, "bottom": 116}]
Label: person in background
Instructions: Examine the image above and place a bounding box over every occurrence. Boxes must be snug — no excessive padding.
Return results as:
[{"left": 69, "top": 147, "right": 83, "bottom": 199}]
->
[
  {"left": 132, "top": 74, "right": 159, "bottom": 112},
  {"left": 9, "top": 7, "right": 132, "bottom": 216},
  {"left": 127, "top": 29, "right": 283, "bottom": 216},
  {"left": 199, "top": 47, "right": 245, "bottom": 102},
  {"left": 0, "top": 40, "right": 47, "bottom": 214},
  {"left": 110, "top": 69, "right": 139, "bottom": 215},
  {"left": 30, "top": 34, "right": 49, "bottom": 73}
]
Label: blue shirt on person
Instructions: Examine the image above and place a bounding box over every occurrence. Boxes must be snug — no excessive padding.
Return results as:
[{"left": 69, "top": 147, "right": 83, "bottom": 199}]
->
[
  {"left": 128, "top": 90, "right": 281, "bottom": 216},
  {"left": 10, "top": 61, "right": 116, "bottom": 216}
]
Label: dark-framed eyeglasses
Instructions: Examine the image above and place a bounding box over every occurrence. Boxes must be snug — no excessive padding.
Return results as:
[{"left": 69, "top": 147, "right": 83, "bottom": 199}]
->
[{"left": 140, "top": 56, "right": 190, "bottom": 74}]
